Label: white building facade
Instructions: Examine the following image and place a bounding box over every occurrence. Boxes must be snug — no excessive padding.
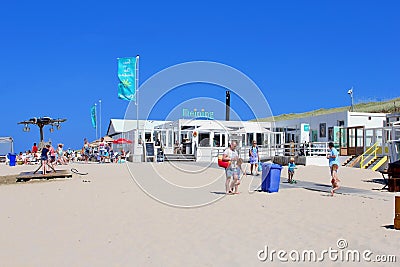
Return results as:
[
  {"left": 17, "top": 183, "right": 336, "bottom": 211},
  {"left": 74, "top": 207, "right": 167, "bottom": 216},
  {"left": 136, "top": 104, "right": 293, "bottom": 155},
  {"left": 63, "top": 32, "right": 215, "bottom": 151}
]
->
[{"left": 274, "top": 111, "right": 387, "bottom": 144}]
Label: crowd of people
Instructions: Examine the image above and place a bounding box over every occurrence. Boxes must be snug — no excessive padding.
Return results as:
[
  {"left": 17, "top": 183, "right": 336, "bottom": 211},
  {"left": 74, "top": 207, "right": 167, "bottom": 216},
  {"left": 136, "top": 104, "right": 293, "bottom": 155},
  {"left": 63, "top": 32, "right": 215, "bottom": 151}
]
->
[
  {"left": 14, "top": 138, "right": 129, "bottom": 167},
  {"left": 15, "top": 142, "right": 75, "bottom": 165},
  {"left": 81, "top": 138, "right": 128, "bottom": 164}
]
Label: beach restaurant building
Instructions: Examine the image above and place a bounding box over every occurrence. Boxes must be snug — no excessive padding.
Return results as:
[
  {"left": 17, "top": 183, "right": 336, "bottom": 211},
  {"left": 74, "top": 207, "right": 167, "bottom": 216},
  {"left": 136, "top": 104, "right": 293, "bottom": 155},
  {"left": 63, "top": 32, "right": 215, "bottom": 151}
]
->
[
  {"left": 107, "top": 119, "right": 284, "bottom": 162},
  {"left": 273, "top": 111, "right": 394, "bottom": 156}
]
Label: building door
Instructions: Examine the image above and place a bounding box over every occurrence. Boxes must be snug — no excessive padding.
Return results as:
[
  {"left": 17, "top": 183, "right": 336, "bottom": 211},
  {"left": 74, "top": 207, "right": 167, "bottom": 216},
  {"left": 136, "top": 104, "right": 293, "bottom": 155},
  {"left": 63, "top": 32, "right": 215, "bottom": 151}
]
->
[{"left": 340, "top": 126, "right": 365, "bottom": 155}]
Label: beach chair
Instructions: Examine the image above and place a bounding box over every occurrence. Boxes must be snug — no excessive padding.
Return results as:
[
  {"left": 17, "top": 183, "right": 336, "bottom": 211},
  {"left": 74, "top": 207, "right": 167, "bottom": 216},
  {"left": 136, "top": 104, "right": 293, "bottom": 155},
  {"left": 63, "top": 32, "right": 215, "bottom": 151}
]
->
[{"left": 121, "top": 151, "right": 130, "bottom": 161}]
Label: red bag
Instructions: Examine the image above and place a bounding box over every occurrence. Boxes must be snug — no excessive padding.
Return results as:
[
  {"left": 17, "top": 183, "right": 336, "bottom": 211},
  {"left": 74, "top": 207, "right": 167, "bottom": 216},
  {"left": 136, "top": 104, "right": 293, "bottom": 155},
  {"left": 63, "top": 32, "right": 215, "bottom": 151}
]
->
[{"left": 218, "top": 155, "right": 230, "bottom": 168}]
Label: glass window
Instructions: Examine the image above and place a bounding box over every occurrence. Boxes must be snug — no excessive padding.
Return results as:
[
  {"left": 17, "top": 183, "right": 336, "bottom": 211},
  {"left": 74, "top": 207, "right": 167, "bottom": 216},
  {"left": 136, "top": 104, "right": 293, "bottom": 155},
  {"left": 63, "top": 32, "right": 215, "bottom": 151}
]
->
[
  {"left": 247, "top": 133, "right": 253, "bottom": 146},
  {"left": 328, "top": 127, "right": 334, "bottom": 141},
  {"left": 356, "top": 128, "right": 364, "bottom": 147},
  {"left": 161, "top": 131, "right": 167, "bottom": 147},
  {"left": 213, "top": 133, "right": 220, "bottom": 147},
  {"left": 198, "top": 133, "right": 210, "bottom": 147},
  {"left": 168, "top": 130, "right": 172, "bottom": 147}
]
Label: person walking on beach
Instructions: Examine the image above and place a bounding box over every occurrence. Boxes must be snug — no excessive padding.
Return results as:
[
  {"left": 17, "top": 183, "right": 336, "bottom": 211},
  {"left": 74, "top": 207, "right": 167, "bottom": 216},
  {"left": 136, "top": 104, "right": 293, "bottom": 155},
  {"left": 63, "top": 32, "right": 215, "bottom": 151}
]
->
[
  {"left": 98, "top": 137, "right": 107, "bottom": 163},
  {"left": 83, "top": 138, "right": 90, "bottom": 163},
  {"left": 287, "top": 157, "right": 297, "bottom": 184},
  {"left": 56, "top": 144, "right": 66, "bottom": 165},
  {"left": 249, "top": 140, "right": 260, "bottom": 176},
  {"left": 48, "top": 142, "right": 56, "bottom": 166},
  {"left": 222, "top": 141, "right": 240, "bottom": 194},
  {"left": 327, "top": 142, "right": 340, "bottom": 196}
]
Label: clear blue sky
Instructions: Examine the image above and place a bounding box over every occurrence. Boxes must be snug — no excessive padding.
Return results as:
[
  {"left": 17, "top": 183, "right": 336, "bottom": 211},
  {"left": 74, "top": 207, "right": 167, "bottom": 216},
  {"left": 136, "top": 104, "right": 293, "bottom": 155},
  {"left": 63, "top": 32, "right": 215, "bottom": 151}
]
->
[{"left": 1, "top": 0, "right": 399, "bottom": 153}]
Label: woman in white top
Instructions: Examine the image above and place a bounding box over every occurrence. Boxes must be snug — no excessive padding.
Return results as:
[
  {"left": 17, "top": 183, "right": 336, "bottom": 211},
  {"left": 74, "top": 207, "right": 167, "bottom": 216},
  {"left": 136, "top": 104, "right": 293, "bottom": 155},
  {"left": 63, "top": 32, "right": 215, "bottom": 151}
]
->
[{"left": 222, "top": 141, "right": 240, "bottom": 194}]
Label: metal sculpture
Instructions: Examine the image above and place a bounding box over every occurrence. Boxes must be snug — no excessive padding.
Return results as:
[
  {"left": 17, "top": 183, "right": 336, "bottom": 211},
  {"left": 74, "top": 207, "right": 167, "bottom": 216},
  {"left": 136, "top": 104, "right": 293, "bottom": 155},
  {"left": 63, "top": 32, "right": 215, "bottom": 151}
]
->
[{"left": 17, "top": 117, "right": 67, "bottom": 143}]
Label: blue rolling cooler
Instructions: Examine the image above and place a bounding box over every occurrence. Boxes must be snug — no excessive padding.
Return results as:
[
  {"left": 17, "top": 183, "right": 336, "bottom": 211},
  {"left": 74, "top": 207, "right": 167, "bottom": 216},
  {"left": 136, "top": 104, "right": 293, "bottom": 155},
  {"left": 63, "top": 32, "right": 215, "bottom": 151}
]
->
[
  {"left": 261, "top": 163, "right": 283, "bottom": 193},
  {"left": 8, "top": 153, "right": 16, "bottom": 166}
]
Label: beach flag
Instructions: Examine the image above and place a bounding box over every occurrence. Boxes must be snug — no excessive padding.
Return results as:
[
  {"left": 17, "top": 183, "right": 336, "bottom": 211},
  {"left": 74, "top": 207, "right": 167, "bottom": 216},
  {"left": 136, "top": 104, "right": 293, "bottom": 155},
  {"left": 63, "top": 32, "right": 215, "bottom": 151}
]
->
[
  {"left": 91, "top": 105, "right": 97, "bottom": 128},
  {"left": 118, "top": 57, "right": 137, "bottom": 101}
]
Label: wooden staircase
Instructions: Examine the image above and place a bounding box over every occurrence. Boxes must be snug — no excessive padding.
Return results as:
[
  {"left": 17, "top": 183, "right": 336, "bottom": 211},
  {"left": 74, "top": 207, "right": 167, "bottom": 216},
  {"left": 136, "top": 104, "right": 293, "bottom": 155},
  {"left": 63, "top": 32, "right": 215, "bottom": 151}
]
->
[{"left": 343, "top": 155, "right": 362, "bottom": 167}]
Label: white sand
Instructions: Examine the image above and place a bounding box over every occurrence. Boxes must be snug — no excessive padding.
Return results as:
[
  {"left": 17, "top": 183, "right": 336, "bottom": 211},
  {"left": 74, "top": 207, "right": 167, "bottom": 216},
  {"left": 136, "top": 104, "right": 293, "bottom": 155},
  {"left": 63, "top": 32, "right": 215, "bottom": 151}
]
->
[{"left": 0, "top": 162, "right": 399, "bottom": 266}]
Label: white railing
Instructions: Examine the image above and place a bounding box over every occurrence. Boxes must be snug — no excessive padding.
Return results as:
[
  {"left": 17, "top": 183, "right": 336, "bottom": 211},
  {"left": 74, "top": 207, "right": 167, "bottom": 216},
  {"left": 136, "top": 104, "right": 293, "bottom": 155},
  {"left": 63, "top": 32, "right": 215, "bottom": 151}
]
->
[
  {"left": 204, "top": 142, "right": 335, "bottom": 162},
  {"left": 275, "top": 142, "right": 333, "bottom": 157}
]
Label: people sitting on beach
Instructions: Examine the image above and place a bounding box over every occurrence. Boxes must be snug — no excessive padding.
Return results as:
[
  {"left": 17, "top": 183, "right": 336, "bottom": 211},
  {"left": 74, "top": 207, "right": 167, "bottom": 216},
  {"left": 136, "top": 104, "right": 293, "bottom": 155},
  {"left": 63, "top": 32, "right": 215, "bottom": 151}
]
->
[
  {"left": 66, "top": 148, "right": 74, "bottom": 162},
  {"left": 174, "top": 141, "right": 181, "bottom": 154},
  {"left": 24, "top": 150, "right": 34, "bottom": 165}
]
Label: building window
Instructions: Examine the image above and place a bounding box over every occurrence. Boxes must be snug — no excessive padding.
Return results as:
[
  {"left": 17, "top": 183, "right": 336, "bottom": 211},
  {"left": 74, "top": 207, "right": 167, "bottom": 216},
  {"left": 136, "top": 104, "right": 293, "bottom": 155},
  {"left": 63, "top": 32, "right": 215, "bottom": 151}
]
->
[
  {"left": 368, "top": 116, "right": 372, "bottom": 120},
  {"left": 337, "top": 120, "right": 345, "bottom": 127},
  {"left": 213, "top": 133, "right": 220, "bottom": 147},
  {"left": 328, "top": 127, "right": 334, "bottom": 141},
  {"left": 256, "top": 133, "right": 262, "bottom": 145},
  {"left": 319, "top": 123, "right": 326, "bottom": 138},
  {"left": 198, "top": 133, "right": 210, "bottom": 147}
]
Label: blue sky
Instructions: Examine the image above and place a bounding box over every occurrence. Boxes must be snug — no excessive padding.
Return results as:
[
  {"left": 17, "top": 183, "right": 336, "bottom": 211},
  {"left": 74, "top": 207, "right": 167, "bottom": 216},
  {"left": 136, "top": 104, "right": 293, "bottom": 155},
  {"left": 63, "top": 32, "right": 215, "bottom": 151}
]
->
[{"left": 1, "top": 0, "right": 399, "bottom": 153}]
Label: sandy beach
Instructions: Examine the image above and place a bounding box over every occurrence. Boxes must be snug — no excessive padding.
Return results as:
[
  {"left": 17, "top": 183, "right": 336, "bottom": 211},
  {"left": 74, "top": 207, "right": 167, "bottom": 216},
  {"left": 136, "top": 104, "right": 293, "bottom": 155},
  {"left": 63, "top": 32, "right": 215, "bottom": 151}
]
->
[{"left": 0, "top": 162, "right": 399, "bottom": 266}]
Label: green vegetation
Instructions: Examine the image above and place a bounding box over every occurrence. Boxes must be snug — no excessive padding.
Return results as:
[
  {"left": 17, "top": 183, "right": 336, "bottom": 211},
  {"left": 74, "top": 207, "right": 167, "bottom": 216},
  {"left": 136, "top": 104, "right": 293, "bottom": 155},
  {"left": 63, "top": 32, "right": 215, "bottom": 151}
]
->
[{"left": 257, "top": 97, "right": 400, "bottom": 122}]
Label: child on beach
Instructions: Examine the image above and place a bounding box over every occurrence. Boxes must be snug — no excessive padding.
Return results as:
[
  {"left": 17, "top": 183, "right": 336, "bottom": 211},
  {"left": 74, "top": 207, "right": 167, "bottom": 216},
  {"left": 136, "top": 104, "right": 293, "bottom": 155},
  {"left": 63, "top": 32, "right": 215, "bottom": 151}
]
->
[
  {"left": 41, "top": 144, "right": 50, "bottom": 175},
  {"left": 49, "top": 143, "right": 56, "bottom": 166},
  {"left": 327, "top": 142, "right": 340, "bottom": 196},
  {"left": 330, "top": 164, "right": 340, "bottom": 196},
  {"left": 249, "top": 140, "right": 260, "bottom": 175},
  {"left": 287, "top": 157, "right": 297, "bottom": 184},
  {"left": 232, "top": 158, "right": 247, "bottom": 194}
]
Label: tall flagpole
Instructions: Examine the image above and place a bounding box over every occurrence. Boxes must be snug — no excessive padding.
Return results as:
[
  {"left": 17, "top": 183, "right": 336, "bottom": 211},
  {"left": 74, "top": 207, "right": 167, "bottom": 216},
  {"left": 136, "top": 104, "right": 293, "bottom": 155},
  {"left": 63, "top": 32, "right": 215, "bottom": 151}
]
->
[
  {"left": 95, "top": 103, "right": 98, "bottom": 140},
  {"left": 136, "top": 55, "right": 140, "bottom": 145},
  {"left": 99, "top": 99, "right": 102, "bottom": 138}
]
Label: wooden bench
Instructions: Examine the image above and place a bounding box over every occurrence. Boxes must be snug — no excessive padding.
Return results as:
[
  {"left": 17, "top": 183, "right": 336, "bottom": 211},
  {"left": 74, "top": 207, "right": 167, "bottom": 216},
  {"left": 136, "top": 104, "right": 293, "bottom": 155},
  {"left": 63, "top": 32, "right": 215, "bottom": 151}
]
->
[
  {"left": 17, "top": 169, "right": 72, "bottom": 182},
  {"left": 380, "top": 169, "right": 400, "bottom": 192}
]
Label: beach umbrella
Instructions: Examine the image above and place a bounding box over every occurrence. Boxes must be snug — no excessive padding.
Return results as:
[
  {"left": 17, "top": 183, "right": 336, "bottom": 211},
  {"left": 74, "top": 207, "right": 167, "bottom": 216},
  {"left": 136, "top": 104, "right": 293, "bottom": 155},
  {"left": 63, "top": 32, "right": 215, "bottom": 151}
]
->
[
  {"left": 113, "top": 138, "right": 132, "bottom": 144},
  {"left": 112, "top": 138, "right": 133, "bottom": 154}
]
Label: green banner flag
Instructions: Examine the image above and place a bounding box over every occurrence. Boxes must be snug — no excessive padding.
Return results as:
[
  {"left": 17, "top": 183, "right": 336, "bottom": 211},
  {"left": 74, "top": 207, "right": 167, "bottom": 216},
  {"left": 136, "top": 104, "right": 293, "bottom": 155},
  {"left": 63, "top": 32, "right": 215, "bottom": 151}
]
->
[
  {"left": 91, "top": 105, "right": 96, "bottom": 128},
  {"left": 118, "top": 57, "right": 136, "bottom": 101}
]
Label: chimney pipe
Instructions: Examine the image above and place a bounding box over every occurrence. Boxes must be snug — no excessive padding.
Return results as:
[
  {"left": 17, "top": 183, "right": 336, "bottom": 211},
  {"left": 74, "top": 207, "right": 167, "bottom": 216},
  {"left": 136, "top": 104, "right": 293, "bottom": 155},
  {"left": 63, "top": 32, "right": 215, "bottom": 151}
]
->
[{"left": 225, "top": 91, "right": 230, "bottom": 121}]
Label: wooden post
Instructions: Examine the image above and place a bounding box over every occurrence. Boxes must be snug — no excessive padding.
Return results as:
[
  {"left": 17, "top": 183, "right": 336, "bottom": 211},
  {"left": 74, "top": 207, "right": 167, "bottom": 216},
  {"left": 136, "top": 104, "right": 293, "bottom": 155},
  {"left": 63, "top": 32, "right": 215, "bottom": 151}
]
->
[{"left": 395, "top": 196, "right": 400, "bottom": 230}]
